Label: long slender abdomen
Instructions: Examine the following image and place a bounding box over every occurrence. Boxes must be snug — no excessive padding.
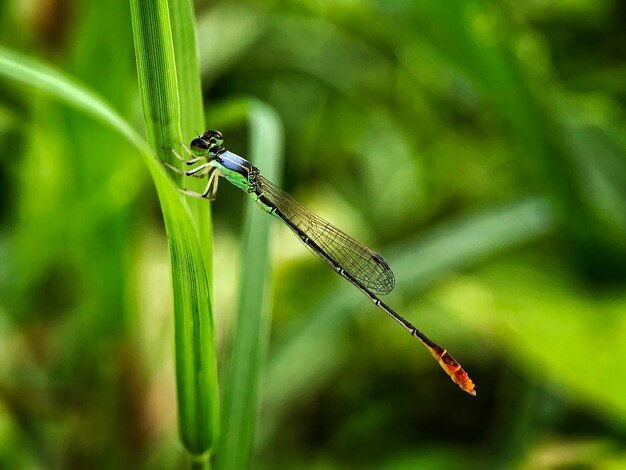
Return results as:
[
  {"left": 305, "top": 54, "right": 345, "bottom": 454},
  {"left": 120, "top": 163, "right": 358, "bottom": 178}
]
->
[
  {"left": 344, "top": 278, "right": 477, "bottom": 396},
  {"left": 254, "top": 189, "right": 477, "bottom": 396},
  {"left": 373, "top": 298, "right": 476, "bottom": 396}
]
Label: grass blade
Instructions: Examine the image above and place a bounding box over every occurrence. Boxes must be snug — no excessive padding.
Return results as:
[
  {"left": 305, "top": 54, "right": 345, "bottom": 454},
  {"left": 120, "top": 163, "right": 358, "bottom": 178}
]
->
[
  {"left": 168, "top": 0, "right": 214, "bottom": 272},
  {"left": 0, "top": 39, "right": 218, "bottom": 458},
  {"left": 0, "top": 45, "right": 142, "bottom": 147},
  {"left": 217, "top": 101, "right": 284, "bottom": 470},
  {"left": 129, "top": 0, "right": 219, "bottom": 459}
]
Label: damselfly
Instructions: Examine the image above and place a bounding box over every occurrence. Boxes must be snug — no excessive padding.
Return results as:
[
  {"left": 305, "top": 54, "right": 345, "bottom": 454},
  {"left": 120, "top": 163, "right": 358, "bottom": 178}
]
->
[{"left": 165, "top": 130, "right": 476, "bottom": 396}]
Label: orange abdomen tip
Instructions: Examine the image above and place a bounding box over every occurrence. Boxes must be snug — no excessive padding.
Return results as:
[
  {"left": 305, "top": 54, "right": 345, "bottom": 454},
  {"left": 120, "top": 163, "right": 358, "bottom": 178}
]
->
[{"left": 427, "top": 345, "right": 477, "bottom": 396}]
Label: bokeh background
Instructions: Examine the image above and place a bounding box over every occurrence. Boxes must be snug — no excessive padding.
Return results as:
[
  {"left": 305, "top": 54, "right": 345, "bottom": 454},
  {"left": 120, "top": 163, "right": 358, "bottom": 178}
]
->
[{"left": 2, "top": 0, "right": 626, "bottom": 468}]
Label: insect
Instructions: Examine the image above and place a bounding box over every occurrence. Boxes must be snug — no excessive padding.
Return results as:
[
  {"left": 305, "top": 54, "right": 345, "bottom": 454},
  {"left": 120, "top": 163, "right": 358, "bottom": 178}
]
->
[{"left": 165, "top": 130, "right": 476, "bottom": 396}]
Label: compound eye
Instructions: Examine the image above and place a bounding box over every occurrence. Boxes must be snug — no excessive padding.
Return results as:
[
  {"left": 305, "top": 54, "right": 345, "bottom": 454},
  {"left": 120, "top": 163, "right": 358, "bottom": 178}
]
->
[
  {"left": 190, "top": 137, "right": 210, "bottom": 156},
  {"left": 203, "top": 129, "right": 224, "bottom": 145}
]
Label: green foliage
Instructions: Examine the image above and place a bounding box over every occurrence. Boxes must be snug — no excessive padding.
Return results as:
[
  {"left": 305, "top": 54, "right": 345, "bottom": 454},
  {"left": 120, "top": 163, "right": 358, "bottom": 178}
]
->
[{"left": 1, "top": 0, "right": 626, "bottom": 469}]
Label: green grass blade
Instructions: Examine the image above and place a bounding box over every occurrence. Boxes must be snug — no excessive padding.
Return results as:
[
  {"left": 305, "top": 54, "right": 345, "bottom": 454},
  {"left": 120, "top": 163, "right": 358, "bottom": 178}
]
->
[
  {"left": 0, "top": 40, "right": 218, "bottom": 457},
  {"left": 168, "top": 0, "right": 204, "bottom": 138},
  {"left": 216, "top": 101, "right": 284, "bottom": 470},
  {"left": 130, "top": 0, "right": 182, "bottom": 165},
  {"left": 0, "top": 45, "right": 142, "bottom": 148},
  {"left": 129, "top": 0, "right": 219, "bottom": 459},
  {"left": 168, "top": 0, "right": 214, "bottom": 273}
]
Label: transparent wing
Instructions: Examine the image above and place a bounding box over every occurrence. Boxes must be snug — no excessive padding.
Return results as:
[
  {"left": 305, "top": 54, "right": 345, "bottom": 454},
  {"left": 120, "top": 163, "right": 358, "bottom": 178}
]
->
[{"left": 258, "top": 175, "right": 395, "bottom": 295}]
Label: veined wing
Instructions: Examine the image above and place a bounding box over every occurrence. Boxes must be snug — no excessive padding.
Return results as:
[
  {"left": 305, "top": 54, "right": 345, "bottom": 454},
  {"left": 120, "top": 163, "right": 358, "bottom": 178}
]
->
[{"left": 257, "top": 175, "right": 395, "bottom": 295}]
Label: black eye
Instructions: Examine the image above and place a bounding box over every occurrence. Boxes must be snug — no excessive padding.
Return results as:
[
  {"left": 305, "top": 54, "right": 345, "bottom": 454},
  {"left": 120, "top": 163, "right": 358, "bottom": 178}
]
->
[
  {"left": 203, "top": 129, "right": 224, "bottom": 145},
  {"left": 208, "top": 130, "right": 223, "bottom": 140},
  {"left": 190, "top": 137, "right": 209, "bottom": 156}
]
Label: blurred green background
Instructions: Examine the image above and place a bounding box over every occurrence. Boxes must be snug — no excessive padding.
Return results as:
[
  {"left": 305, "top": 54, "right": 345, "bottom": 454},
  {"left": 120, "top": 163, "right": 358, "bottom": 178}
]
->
[{"left": 2, "top": 0, "right": 626, "bottom": 468}]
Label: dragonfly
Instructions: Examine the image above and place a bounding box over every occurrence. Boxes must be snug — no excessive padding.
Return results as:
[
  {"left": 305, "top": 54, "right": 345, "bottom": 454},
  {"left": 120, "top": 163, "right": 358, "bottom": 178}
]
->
[{"left": 165, "top": 130, "right": 476, "bottom": 396}]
